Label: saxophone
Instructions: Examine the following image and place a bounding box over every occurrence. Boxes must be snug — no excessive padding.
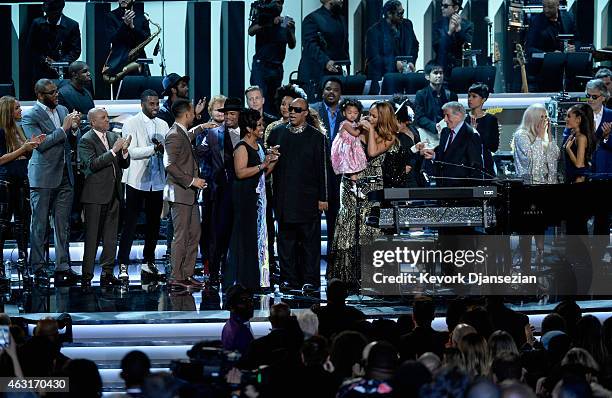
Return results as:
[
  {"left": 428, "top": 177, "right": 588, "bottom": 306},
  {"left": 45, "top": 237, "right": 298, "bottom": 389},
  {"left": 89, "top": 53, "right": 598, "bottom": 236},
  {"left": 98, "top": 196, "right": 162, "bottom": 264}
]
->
[{"left": 102, "top": 12, "right": 161, "bottom": 84}]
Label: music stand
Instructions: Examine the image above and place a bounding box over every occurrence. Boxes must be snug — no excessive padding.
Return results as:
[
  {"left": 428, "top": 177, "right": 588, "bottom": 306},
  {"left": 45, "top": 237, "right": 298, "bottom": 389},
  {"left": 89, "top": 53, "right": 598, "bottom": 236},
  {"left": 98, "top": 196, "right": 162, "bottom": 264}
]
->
[
  {"left": 320, "top": 74, "right": 367, "bottom": 95},
  {"left": 380, "top": 72, "right": 428, "bottom": 95},
  {"left": 116, "top": 76, "right": 164, "bottom": 100},
  {"left": 538, "top": 52, "right": 592, "bottom": 93},
  {"left": 448, "top": 66, "right": 496, "bottom": 93}
]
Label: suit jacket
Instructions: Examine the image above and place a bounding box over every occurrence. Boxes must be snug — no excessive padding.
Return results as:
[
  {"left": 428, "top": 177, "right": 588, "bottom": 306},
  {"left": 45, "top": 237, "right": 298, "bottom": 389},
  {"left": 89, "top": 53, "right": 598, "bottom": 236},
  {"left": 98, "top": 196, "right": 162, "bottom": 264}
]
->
[
  {"left": 414, "top": 85, "right": 458, "bottom": 135},
  {"left": 105, "top": 6, "right": 151, "bottom": 76},
  {"left": 195, "top": 124, "right": 236, "bottom": 199},
  {"left": 120, "top": 111, "right": 169, "bottom": 190},
  {"left": 433, "top": 122, "right": 484, "bottom": 186},
  {"left": 27, "top": 15, "right": 81, "bottom": 81},
  {"left": 79, "top": 130, "right": 130, "bottom": 204},
  {"left": 297, "top": 6, "right": 349, "bottom": 86},
  {"left": 365, "top": 19, "right": 419, "bottom": 82},
  {"left": 22, "top": 104, "right": 75, "bottom": 189},
  {"left": 432, "top": 17, "right": 474, "bottom": 75},
  {"left": 164, "top": 123, "right": 200, "bottom": 205},
  {"left": 316, "top": 103, "right": 342, "bottom": 206}
]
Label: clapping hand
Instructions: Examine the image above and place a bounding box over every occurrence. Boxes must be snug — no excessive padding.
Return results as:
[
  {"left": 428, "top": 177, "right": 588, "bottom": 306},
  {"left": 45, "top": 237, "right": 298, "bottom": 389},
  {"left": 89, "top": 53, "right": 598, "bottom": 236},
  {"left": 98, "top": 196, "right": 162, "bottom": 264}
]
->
[
  {"left": 123, "top": 9, "right": 135, "bottom": 28},
  {"left": 62, "top": 111, "right": 80, "bottom": 132},
  {"left": 112, "top": 138, "right": 126, "bottom": 154},
  {"left": 122, "top": 135, "right": 132, "bottom": 153},
  {"left": 326, "top": 60, "right": 339, "bottom": 73},
  {"left": 602, "top": 122, "right": 612, "bottom": 140},
  {"left": 195, "top": 98, "right": 207, "bottom": 118}
]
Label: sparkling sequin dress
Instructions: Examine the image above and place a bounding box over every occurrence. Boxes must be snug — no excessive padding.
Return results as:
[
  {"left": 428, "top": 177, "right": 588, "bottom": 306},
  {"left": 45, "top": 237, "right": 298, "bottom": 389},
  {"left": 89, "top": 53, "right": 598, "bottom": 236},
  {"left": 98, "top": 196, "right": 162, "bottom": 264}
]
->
[
  {"left": 327, "top": 142, "right": 385, "bottom": 289},
  {"left": 512, "top": 129, "right": 559, "bottom": 184}
]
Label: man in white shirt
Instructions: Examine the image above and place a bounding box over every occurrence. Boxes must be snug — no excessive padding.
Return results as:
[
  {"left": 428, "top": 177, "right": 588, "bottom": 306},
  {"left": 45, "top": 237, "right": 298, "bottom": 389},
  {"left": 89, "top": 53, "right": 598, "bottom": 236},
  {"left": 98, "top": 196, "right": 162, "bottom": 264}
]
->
[{"left": 118, "top": 89, "right": 169, "bottom": 282}]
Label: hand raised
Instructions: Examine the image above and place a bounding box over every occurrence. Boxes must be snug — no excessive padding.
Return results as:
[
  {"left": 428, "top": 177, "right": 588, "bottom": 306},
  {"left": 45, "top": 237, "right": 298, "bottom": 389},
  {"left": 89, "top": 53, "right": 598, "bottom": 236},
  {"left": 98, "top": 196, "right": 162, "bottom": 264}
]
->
[
  {"left": 112, "top": 137, "right": 126, "bottom": 154},
  {"left": 192, "top": 177, "right": 207, "bottom": 189}
]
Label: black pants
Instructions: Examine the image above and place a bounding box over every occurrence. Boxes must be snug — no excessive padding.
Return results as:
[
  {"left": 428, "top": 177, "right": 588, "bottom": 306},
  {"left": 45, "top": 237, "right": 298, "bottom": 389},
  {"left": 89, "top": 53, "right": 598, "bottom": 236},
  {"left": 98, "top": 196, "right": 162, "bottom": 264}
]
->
[
  {"left": 208, "top": 184, "right": 233, "bottom": 283},
  {"left": 250, "top": 59, "right": 283, "bottom": 116},
  {"left": 277, "top": 220, "right": 321, "bottom": 288},
  {"left": 118, "top": 185, "right": 163, "bottom": 264},
  {"left": 0, "top": 177, "right": 30, "bottom": 263}
]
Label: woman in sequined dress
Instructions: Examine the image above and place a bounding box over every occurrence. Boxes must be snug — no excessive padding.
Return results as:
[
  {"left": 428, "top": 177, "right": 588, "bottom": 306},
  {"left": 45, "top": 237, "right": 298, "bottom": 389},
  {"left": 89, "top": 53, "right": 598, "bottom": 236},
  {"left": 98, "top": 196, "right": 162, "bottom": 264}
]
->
[
  {"left": 327, "top": 102, "right": 397, "bottom": 291},
  {"left": 512, "top": 103, "right": 559, "bottom": 272}
]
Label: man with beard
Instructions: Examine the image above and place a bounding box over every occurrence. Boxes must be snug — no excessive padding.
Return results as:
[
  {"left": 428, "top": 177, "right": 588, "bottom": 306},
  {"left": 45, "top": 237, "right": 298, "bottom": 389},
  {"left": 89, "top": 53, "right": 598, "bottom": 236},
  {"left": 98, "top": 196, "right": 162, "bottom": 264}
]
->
[
  {"left": 117, "top": 90, "right": 170, "bottom": 283},
  {"left": 267, "top": 98, "right": 327, "bottom": 293},
  {"left": 365, "top": 0, "right": 419, "bottom": 93},
  {"left": 105, "top": 0, "right": 151, "bottom": 80},
  {"left": 298, "top": 0, "right": 349, "bottom": 100},
  {"left": 316, "top": 77, "right": 343, "bottom": 262},
  {"left": 432, "top": 0, "right": 473, "bottom": 76},
  {"left": 196, "top": 98, "right": 242, "bottom": 289},
  {"left": 27, "top": 0, "right": 81, "bottom": 86},
  {"left": 157, "top": 73, "right": 206, "bottom": 128},
  {"left": 58, "top": 61, "right": 94, "bottom": 116},
  {"left": 22, "top": 79, "right": 81, "bottom": 286}
]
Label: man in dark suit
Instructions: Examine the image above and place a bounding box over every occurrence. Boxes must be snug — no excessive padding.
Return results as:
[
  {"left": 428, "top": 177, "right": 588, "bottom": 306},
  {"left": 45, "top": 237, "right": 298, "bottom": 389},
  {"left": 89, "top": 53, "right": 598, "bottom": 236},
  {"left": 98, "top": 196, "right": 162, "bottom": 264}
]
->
[
  {"left": 196, "top": 98, "right": 242, "bottom": 288},
  {"left": 316, "top": 77, "right": 343, "bottom": 261},
  {"left": 298, "top": 0, "right": 349, "bottom": 100},
  {"left": 399, "top": 297, "right": 448, "bottom": 360},
  {"left": 78, "top": 108, "right": 130, "bottom": 287},
  {"left": 432, "top": 0, "right": 473, "bottom": 76},
  {"left": 22, "top": 79, "right": 81, "bottom": 286},
  {"left": 267, "top": 98, "right": 327, "bottom": 292},
  {"left": 365, "top": 0, "right": 419, "bottom": 93},
  {"left": 414, "top": 62, "right": 458, "bottom": 141},
  {"left": 525, "top": 0, "right": 579, "bottom": 82},
  {"left": 421, "top": 101, "right": 484, "bottom": 187},
  {"left": 27, "top": 0, "right": 81, "bottom": 85},
  {"left": 164, "top": 99, "right": 207, "bottom": 289},
  {"left": 105, "top": 0, "right": 151, "bottom": 79}
]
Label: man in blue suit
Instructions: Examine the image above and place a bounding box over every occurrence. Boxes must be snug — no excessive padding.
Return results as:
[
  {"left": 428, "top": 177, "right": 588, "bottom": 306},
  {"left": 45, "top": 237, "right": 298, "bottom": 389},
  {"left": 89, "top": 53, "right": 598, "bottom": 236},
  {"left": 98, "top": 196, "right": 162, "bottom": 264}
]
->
[
  {"left": 196, "top": 97, "right": 242, "bottom": 289},
  {"left": 22, "top": 79, "right": 81, "bottom": 285}
]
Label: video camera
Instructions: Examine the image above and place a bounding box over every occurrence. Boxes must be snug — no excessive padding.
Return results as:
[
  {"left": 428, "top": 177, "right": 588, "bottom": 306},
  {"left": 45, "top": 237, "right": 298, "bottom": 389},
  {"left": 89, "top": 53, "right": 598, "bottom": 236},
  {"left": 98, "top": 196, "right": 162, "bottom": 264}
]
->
[{"left": 249, "top": 0, "right": 281, "bottom": 25}]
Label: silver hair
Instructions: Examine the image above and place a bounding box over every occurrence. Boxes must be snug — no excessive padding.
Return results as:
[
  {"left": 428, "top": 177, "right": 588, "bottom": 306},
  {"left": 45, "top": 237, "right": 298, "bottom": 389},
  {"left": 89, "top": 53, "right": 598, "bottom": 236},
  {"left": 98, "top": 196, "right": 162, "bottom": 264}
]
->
[
  {"left": 87, "top": 107, "right": 107, "bottom": 123},
  {"left": 586, "top": 79, "right": 610, "bottom": 98},
  {"left": 442, "top": 101, "right": 466, "bottom": 117},
  {"left": 595, "top": 68, "right": 612, "bottom": 80}
]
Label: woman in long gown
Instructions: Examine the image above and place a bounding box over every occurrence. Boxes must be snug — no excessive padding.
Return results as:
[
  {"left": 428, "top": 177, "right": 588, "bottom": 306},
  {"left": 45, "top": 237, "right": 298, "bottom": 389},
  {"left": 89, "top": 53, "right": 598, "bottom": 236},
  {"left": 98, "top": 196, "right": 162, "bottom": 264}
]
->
[
  {"left": 327, "top": 101, "right": 397, "bottom": 291},
  {"left": 226, "top": 109, "right": 279, "bottom": 292}
]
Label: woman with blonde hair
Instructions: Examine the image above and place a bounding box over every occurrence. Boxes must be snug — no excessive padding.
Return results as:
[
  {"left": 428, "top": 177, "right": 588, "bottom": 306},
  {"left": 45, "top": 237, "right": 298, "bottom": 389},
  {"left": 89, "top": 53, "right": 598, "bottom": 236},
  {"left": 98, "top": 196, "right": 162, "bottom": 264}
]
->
[
  {"left": 459, "top": 333, "right": 490, "bottom": 378},
  {"left": 0, "top": 96, "right": 43, "bottom": 280},
  {"left": 327, "top": 101, "right": 395, "bottom": 292},
  {"left": 512, "top": 103, "right": 559, "bottom": 272}
]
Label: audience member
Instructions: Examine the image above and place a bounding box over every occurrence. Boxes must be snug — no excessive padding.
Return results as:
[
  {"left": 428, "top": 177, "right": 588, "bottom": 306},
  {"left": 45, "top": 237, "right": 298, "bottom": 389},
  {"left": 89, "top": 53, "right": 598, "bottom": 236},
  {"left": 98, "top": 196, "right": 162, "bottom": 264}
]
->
[
  {"left": 443, "top": 347, "right": 465, "bottom": 370},
  {"left": 488, "top": 330, "right": 519, "bottom": 360},
  {"left": 491, "top": 352, "right": 523, "bottom": 384},
  {"left": 61, "top": 358, "right": 103, "bottom": 397},
  {"left": 399, "top": 296, "right": 448, "bottom": 360},
  {"left": 297, "top": 336, "right": 338, "bottom": 398},
  {"left": 420, "top": 366, "right": 471, "bottom": 398},
  {"left": 120, "top": 350, "right": 151, "bottom": 397},
  {"left": 297, "top": 309, "right": 319, "bottom": 339},
  {"left": 541, "top": 313, "right": 567, "bottom": 336},
  {"left": 459, "top": 333, "right": 490, "bottom": 378},
  {"left": 221, "top": 285, "right": 254, "bottom": 355},
  {"left": 418, "top": 352, "right": 442, "bottom": 374},
  {"left": 554, "top": 300, "right": 583, "bottom": 339},
  {"left": 330, "top": 330, "right": 369, "bottom": 383},
  {"left": 466, "top": 378, "right": 501, "bottom": 398},
  {"left": 460, "top": 307, "right": 494, "bottom": 339},
  {"left": 391, "top": 360, "right": 431, "bottom": 398},
  {"left": 574, "top": 315, "right": 608, "bottom": 372},
  {"left": 450, "top": 323, "right": 477, "bottom": 347},
  {"left": 312, "top": 279, "right": 365, "bottom": 339}
]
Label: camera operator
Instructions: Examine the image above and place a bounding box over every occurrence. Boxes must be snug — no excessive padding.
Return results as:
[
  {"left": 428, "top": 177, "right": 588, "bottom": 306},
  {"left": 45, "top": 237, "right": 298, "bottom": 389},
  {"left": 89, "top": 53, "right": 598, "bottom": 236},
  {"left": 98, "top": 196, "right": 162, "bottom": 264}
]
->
[{"left": 248, "top": 0, "right": 296, "bottom": 116}]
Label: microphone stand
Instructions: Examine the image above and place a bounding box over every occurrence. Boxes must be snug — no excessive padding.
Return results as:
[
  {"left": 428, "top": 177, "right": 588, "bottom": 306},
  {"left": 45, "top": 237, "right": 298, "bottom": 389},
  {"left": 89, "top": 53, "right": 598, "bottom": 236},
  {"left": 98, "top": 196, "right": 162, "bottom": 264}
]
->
[{"left": 433, "top": 160, "right": 498, "bottom": 180}]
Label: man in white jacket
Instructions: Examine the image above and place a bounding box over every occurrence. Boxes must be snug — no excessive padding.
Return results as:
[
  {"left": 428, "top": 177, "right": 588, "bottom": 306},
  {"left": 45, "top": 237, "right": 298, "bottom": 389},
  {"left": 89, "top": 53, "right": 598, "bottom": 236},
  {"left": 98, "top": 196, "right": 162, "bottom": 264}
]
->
[{"left": 117, "top": 89, "right": 169, "bottom": 282}]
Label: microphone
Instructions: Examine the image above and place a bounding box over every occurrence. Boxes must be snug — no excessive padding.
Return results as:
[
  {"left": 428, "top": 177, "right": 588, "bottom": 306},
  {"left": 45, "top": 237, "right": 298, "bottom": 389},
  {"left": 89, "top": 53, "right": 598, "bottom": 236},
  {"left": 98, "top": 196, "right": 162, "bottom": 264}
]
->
[{"left": 153, "top": 39, "right": 161, "bottom": 56}]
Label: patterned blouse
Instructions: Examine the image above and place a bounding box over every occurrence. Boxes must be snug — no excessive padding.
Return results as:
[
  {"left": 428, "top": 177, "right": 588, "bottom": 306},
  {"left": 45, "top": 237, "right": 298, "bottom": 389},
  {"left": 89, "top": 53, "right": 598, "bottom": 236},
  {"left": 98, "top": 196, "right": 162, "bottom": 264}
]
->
[{"left": 512, "top": 129, "right": 560, "bottom": 184}]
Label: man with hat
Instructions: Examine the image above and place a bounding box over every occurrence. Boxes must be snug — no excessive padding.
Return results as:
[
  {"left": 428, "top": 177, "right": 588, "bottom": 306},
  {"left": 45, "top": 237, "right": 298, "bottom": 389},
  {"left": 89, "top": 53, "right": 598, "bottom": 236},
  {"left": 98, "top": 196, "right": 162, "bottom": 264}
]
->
[
  {"left": 158, "top": 73, "right": 206, "bottom": 128},
  {"left": 195, "top": 97, "right": 243, "bottom": 289}
]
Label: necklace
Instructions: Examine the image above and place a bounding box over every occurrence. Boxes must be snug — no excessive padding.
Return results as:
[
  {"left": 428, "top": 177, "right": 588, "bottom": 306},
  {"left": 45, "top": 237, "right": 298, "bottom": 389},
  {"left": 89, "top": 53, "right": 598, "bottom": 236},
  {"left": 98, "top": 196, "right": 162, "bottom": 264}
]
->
[{"left": 288, "top": 124, "right": 306, "bottom": 134}]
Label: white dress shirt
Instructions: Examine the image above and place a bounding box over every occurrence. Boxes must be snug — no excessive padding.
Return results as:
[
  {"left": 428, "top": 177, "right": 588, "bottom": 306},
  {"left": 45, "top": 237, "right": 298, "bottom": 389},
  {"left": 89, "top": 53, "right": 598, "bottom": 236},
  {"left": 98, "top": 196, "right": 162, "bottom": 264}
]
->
[
  {"left": 594, "top": 107, "right": 604, "bottom": 132},
  {"left": 36, "top": 101, "right": 61, "bottom": 129}
]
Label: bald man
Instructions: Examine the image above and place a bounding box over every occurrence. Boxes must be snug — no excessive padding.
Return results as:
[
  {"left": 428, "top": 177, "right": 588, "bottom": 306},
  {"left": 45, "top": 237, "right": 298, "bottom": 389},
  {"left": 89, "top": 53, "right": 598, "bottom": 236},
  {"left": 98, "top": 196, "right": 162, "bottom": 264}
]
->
[
  {"left": 267, "top": 98, "right": 328, "bottom": 292},
  {"left": 78, "top": 108, "right": 131, "bottom": 287}
]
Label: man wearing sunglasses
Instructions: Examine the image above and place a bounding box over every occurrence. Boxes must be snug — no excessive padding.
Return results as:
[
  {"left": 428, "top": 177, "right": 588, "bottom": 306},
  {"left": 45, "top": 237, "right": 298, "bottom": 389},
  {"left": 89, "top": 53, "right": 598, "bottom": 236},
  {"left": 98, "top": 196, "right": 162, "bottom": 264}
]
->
[
  {"left": 267, "top": 98, "right": 328, "bottom": 293},
  {"left": 365, "top": 0, "right": 419, "bottom": 93},
  {"left": 22, "top": 79, "right": 81, "bottom": 286},
  {"left": 432, "top": 0, "right": 473, "bottom": 76}
]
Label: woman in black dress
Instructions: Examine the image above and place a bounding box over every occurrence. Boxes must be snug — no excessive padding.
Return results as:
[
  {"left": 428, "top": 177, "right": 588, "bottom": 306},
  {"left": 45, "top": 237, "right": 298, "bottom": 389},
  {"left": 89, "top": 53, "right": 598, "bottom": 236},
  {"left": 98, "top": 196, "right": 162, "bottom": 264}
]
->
[
  {"left": 466, "top": 83, "right": 500, "bottom": 177},
  {"left": 225, "top": 109, "right": 279, "bottom": 292},
  {"left": 391, "top": 96, "right": 423, "bottom": 187}
]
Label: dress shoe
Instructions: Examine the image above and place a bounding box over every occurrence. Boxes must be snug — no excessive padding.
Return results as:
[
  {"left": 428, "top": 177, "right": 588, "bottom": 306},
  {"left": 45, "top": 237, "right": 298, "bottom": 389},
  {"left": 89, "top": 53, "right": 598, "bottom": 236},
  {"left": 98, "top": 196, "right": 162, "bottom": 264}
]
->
[
  {"left": 54, "top": 269, "right": 80, "bottom": 287},
  {"left": 33, "top": 269, "right": 50, "bottom": 285},
  {"left": 187, "top": 276, "right": 205, "bottom": 287},
  {"left": 100, "top": 273, "right": 122, "bottom": 287}
]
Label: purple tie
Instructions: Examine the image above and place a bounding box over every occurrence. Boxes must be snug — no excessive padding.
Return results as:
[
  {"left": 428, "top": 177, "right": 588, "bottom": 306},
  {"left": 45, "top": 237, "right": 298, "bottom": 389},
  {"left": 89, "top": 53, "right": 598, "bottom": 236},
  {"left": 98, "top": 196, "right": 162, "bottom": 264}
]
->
[{"left": 445, "top": 129, "right": 456, "bottom": 152}]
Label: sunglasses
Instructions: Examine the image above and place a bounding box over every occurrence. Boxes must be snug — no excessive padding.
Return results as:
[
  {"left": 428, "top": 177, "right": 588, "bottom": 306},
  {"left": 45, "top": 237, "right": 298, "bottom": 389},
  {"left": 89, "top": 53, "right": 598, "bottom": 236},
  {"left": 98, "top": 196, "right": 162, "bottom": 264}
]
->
[
  {"left": 288, "top": 106, "right": 306, "bottom": 113},
  {"left": 585, "top": 94, "right": 601, "bottom": 100},
  {"left": 441, "top": 4, "right": 453, "bottom": 8}
]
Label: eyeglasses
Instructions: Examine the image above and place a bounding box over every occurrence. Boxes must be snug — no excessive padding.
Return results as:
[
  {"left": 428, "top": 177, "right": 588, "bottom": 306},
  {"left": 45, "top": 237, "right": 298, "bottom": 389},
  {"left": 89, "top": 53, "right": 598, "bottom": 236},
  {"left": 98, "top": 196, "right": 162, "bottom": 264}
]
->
[
  {"left": 41, "top": 89, "right": 58, "bottom": 96},
  {"left": 585, "top": 94, "right": 602, "bottom": 100},
  {"left": 288, "top": 106, "right": 306, "bottom": 113}
]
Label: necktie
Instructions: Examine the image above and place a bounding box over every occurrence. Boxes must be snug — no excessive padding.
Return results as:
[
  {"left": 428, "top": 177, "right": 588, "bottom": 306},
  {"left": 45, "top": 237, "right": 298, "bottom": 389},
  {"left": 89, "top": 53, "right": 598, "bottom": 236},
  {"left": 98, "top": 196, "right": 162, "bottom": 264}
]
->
[
  {"left": 445, "top": 129, "right": 455, "bottom": 152},
  {"left": 100, "top": 132, "right": 109, "bottom": 150}
]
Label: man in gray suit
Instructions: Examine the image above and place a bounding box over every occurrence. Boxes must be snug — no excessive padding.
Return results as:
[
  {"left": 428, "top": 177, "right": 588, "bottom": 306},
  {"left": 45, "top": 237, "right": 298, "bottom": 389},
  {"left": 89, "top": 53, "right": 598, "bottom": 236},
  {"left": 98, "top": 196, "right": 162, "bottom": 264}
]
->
[
  {"left": 22, "top": 78, "right": 81, "bottom": 286},
  {"left": 164, "top": 99, "right": 207, "bottom": 289},
  {"left": 78, "top": 108, "right": 131, "bottom": 287}
]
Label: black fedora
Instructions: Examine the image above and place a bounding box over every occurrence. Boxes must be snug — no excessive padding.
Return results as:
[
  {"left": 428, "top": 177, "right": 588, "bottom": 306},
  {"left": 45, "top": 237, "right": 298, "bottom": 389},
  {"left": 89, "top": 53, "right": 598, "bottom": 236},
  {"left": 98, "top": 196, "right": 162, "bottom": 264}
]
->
[
  {"left": 162, "top": 73, "right": 190, "bottom": 96},
  {"left": 218, "top": 97, "right": 243, "bottom": 112}
]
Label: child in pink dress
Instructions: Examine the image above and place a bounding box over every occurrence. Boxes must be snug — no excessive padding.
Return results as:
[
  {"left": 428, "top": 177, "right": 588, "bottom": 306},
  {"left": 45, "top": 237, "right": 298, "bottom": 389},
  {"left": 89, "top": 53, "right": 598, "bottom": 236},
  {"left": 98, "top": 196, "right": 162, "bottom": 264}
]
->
[{"left": 331, "top": 98, "right": 367, "bottom": 191}]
